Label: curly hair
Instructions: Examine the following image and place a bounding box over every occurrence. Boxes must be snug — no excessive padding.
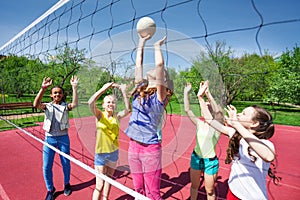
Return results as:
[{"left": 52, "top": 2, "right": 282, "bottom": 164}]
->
[{"left": 225, "top": 105, "right": 274, "bottom": 164}]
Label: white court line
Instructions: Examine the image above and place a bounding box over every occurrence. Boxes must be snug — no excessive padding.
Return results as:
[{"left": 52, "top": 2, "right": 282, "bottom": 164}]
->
[
  {"left": 0, "top": 116, "right": 149, "bottom": 200},
  {"left": 0, "top": 184, "right": 10, "bottom": 200}
]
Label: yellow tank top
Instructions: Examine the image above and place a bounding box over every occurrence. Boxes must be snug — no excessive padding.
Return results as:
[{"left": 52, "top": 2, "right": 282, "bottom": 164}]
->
[{"left": 95, "top": 112, "right": 119, "bottom": 153}]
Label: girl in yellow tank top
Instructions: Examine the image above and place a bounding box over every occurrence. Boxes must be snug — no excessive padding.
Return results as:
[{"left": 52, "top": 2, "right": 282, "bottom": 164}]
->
[{"left": 88, "top": 82, "right": 130, "bottom": 200}]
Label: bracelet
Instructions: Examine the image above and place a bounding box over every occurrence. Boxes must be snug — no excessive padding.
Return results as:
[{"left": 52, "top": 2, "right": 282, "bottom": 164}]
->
[{"left": 41, "top": 85, "right": 48, "bottom": 89}]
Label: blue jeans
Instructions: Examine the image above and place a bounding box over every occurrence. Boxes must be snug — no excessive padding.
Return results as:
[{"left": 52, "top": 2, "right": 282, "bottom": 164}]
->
[{"left": 43, "top": 135, "right": 70, "bottom": 191}]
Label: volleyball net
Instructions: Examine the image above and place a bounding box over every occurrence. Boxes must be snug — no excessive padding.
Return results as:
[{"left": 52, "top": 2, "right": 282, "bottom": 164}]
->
[
  {"left": 0, "top": 0, "right": 299, "bottom": 199},
  {"left": 1, "top": 0, "right": 299, "bottom": 111}
]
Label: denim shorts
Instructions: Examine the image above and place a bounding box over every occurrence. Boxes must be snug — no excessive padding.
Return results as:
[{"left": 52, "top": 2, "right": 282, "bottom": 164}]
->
[
  {"left": 190, "top": 150, "right": 219, "bottom": 175},
  {"left": 94, "top": 150, "right": 119, "bottom": 166}
]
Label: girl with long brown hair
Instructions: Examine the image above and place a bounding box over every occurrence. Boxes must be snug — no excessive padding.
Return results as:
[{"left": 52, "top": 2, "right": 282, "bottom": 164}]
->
[{"left": 197, "top": 81, "right": 277, "bottom": 200}]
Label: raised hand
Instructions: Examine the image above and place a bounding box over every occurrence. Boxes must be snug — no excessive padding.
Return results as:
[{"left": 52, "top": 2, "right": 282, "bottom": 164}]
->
[
  {"left": 154, "top": 36, "right": 166, "bottom": 47},
  {"left": 118, "top": 84, "right": 127, "bottom": 92},
  {"left": 184, "top": 83, "right": 192, "bottom": 93},
  {"left": 197, "top": 81, "right": 208, "bottom": 98},
  {"left": 112, "top": 83, "right": 127, "bottom": 93},
  {"left": 139, "top": 34, "right": 151, "bottom": 47},
  {"left": 42, "top": 77, "right": 52, "bottom": 89},
  {"left": 205, "top": 81, "right": 211, "bottom": 95},
  {"left": 70, "top": 75, "right": 79, "bottom": 88},
  {"left": 139, "top": 34, "right": 151, "bottom": 40},
  {"left": 225, "top": 105, "right": 238, "bottom": 126}
]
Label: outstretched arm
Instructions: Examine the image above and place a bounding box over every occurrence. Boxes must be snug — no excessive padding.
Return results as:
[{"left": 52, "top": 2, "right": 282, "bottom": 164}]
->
[
  {"left": 116, "top": 83, "right": 131, "bottom": 119},
  {"left": 205, "top": 82, "right": 224, "bottom": 123},
  {"left": 184, "top": 83, "right": 200, "bottom": 125},
  {"left": 197, "top": 81, "right": 232, "bottom": 136},
  {"left": 154, "top": 36, "right": 167, "bottom": 102},
  {"left": 135, "top": 35, "right": 151, "bottom": 84},
  {"left": 88, "top": 82, "right": 114, "bottom": 120},
  {"left": 68, "top": 75, "right": 79, "bottom": 110},
  {"left": 33, "top": 77, "right": 52, "bottom": 110},
  {"left": 225, "top": 105, "right": 275, "bottom": 162}
]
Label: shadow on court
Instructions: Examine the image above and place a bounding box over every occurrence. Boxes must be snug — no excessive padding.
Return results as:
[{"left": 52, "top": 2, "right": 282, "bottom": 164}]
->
[
  {"left": 0, "top": 117, "right": 299, "bottom": 199},
  {"left": 54, "top": 178, "right": 95, "bottom": 199},
  {"left": 160, "top": 170, "right": 229, "bottom": 200}
]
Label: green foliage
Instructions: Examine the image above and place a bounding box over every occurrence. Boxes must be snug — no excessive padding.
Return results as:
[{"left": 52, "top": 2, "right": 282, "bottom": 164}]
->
[
  {"left": 0, "top": 55, "right": 44, "bottom": 98},
  {"left": 230, "top": 101, "right": 300, "bottom": 126},
  {"left": 267, "top": 46, "right": 300, "bottom": 105},
  {"left": 77, "top": 61, "right": 111, "bottom": 99},
  {"left": 45, "top": 43, "right": 87, "bottom": 96},
  {"left": 1, "top": 42, "right": 299, "bottom": 109},
  {"left": 172, "top": 69, "right": 202, "bottom": 103},
  {"left": 193, "top": 43, "right": 299, "bottom": 107},
  {"left": 234, "top": 54, "right": 274, "bottom": 101},
  {"left": 0, "top": 44, "right": 89, "bottom": 102},
  {"left": 1, "top": 41, "right": 300, "bottom": 133}
]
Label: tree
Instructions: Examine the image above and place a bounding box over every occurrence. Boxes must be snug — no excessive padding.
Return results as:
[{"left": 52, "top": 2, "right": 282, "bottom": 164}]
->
[
  {"left": 267, "top": 46, "right": 300, "bottom": 105},
  {"left": 233, "top": 54, "right": 274, "bottom": 101},
  {"left": 0, "top": 55, "right": 44, "bottom": 98},
  {"left": 46, "top": 43, "right": 87, "bottom": 87},
  {"left": 192, "top": 41, "right": 233, "bottom": 105},
  {"left": 192, "top": 41, "right": 274, "bottom": 105},
  {"left": 43, "top": 43, "right": 87, "bottom": 99}
]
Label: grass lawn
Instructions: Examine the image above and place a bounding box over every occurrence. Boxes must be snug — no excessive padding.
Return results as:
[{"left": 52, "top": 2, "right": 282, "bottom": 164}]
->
[
  {"left": 166, "top": 100, "right": 300, "bottom": 126},
  {"left": 1, "top": 99, "right": 299, "bottom": 132}
]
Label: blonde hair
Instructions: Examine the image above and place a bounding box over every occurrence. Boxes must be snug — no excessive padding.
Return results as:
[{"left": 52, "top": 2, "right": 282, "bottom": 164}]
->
[
  {"left": 102, "top": 95, "right": 117, "bottom": 108},
  {"left": 103, "top": 94, "right": 117, "bottom": 102}
]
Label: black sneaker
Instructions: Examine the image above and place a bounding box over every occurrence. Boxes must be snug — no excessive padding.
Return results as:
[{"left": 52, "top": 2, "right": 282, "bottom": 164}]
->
[
  {"left": 45, "top": 187, "right": 55, "bottom": 200},
  {"left": 64, "top": 183, "right": 72, "bottom": 196}
]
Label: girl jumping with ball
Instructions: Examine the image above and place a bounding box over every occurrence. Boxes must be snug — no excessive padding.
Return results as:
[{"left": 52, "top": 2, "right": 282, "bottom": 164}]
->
[{"left": 125, "top": 34, "right": 173, "bottom": 200}]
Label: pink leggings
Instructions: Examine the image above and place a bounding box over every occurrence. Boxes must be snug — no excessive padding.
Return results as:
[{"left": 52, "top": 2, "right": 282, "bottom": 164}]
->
[{"left": 128, "top": 140, "right": 162, "bottom": 200}]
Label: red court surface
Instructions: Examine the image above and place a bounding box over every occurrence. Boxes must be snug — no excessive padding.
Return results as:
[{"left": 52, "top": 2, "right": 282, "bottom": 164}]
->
[{"left": 0, "top": 114, "right": 300, "bottom": 199}]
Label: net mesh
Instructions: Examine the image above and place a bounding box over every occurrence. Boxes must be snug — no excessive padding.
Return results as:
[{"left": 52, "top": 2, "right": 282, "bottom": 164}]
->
[{"left": 0, "top": 0, "right": 299, "bottom": 199}]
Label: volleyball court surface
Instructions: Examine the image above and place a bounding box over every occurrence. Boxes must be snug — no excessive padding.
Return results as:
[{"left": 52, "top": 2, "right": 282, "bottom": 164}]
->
[{"left": 0, "top": 115, "right": 299, "bottom": 199}]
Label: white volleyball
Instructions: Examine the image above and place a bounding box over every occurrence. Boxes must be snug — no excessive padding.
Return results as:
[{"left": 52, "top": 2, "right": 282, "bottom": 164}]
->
[{"left": 136, "top": 17, "right": 156, "bottom": 38}]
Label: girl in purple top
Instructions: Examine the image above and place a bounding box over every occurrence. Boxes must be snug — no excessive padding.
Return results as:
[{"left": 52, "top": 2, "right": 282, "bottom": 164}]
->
[{"left": 125, "top": 34, "right": 173, "bottom": 199}]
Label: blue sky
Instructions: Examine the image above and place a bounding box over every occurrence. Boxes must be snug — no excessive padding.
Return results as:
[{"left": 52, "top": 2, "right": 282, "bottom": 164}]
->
[{"left": 1, "top": 0, "right": 300, "bottom": 69}]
